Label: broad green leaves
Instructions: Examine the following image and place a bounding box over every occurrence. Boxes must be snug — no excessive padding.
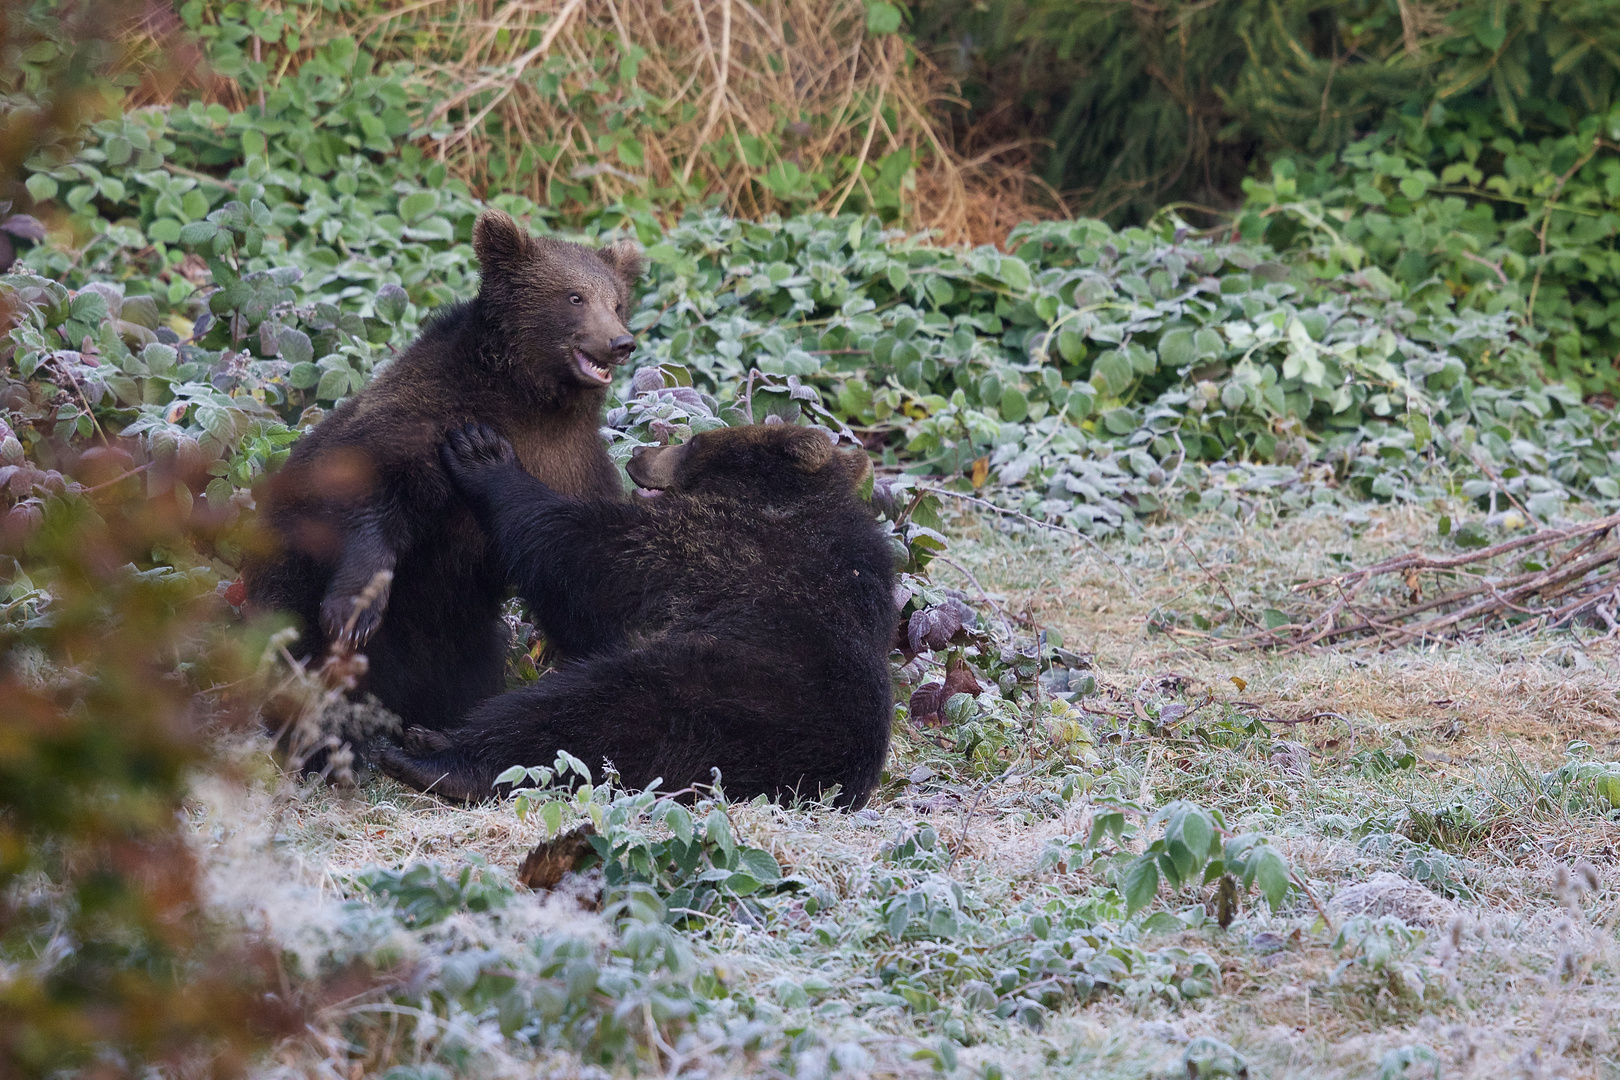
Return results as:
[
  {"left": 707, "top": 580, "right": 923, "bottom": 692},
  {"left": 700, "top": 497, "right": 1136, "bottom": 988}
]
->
[
  {"left": 11, "top": 52, "right": 1620, "bottom": 574},
  {"left": 500, "top": 755, "right": 797, "bottom": 927},
  {"left": 1043, "top": 797, "right": 1293, "bottom": 920}
]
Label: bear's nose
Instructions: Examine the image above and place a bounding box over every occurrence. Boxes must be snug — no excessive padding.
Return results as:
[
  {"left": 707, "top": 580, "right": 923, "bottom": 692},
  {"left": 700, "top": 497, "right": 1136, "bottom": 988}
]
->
[{"left": 610, "top": 334, "right": 634, "bottom": 359}]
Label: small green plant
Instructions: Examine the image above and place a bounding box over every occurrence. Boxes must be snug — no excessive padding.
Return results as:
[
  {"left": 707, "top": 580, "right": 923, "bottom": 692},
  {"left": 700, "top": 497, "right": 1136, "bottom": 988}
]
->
[
  {"left": 355, "top": 861, "right": 515, "bottom": 928},
  {"left": 498, "top": 755, "right": 802, "bottom": 926},
  {"left": 1543, "top": 758, "right": 1620, "bottom": 818},
  {"left": 1041, "top": 797, "right": 1292, "bottom": 922},
  {"left": 1330, "top": 915, "right": 1432, "bottom": 1004}
]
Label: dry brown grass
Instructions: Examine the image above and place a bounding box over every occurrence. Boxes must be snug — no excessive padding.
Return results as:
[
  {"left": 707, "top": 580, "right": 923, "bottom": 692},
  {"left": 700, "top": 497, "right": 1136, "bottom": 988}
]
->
[{"left": 142, "top": 0, "right": 1064, "bottom": 246}]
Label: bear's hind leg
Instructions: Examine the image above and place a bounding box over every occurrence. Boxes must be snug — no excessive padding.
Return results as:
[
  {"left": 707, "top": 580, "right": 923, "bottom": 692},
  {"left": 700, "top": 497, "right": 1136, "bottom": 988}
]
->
[{"left": 375, "top": 747, "right": 494, "bottom": 801}]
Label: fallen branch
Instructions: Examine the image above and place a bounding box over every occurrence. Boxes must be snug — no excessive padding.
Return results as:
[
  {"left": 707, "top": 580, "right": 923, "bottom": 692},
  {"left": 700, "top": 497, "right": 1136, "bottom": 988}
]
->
[{"left": 1206, "top": 517, "right": 1620, "bottom": 652}]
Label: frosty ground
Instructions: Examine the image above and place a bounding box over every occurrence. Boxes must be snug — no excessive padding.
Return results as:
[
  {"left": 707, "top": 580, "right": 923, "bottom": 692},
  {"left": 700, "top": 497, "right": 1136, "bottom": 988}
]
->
[{"left": 197, "top": 506, "right": 1620, "bottom": 1080}]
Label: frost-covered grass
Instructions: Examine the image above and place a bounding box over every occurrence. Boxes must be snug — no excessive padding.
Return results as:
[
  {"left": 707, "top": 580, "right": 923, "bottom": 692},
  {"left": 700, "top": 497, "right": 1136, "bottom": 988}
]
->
[{"left": 203, "top": 507, "right": 1620, "bottom": 1080}]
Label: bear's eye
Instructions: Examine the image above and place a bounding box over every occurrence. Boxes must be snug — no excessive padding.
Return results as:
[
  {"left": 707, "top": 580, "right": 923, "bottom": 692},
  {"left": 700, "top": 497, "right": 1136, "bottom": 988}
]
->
[{"left": 568, "top": 292, "right": 583, "bottom": 306}]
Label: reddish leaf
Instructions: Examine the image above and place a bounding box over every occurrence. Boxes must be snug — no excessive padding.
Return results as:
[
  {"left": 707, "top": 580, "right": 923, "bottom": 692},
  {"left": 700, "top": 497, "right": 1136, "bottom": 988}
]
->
[
  {"left": 1, "top": 214, "right": 47, "bottom": 241},
  {"left": 941, "top": 661, "right": 982, "bottom": 699},
  {"left": 909, "top": 682, "right": 946, "bottom": 727}
]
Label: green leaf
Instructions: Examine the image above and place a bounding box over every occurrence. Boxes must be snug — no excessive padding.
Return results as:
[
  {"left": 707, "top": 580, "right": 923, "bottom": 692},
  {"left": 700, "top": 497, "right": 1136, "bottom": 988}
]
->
[
  {"left": 1057, "top": 327, "right": 1085, "bottom": 363},
  {"left": 1094, "top": 350, "right": 1133, "bottom": 395},
  {"left": 997, "top": 256, "right": 1032, "bottom": 292},
  {"left": 1122, "top": 855, "right": 1160, "bottom": 916},
  {"left": 865, "top": 1, "right": 902, "bottom": 35},
  {"left": 704, "top": 808, "right": 735, "bottom": 858},
  {"left": 315, "top": 366, "right": 351, "bottom": 400},
  {"left": 178, "top": 221, "right": 218, "bottom": 248},
  {"left": 738, "top": 846, "right": 781, "bottom": 883},
  {"left": 148, "top": 217, "right": 182, "bottom": 244},
  {"left": 539, "top": 800, "right": 565, "bottom": 838},
  {"left": 1178, "top": 806, "right": 1213, "bottom": 863},
  {"left": 25, "top": 173, "right": 58, "bottom": 202},
  {"left": 120, "top": 295, "right": 160, "bottom": 329},
  {"left": 999, "top": 386, "right": 1028, "bottom": 423},
  {"left": 399, "top": 190, "right": 438, "bottom": 224},
  {"left": 1157, "top": 328, "right": 1195, "bottom": 369},
  {"left": 277, "top": 328, "right": 313, "bottom": 366},
  {"left": 724, "top": 872, "right": 761, "bottom": 896},
  {"left": 1407, "top": 410, "right": 1431, "bottom": 451},
  {"left": 375, "top": 284, "right": 409, "bottom": 324},
  {"left": 1102, "top": 407, "right": 1136, "bottom": 435},
  {"left": 1251, "top": 846, "right": 1290, "bottom": 910},
  {"left": 140, "top": 343, "right": 177, "bottom": 374},
  {"left": 288, "top": 361, "right": 319, "bottom": 389}
]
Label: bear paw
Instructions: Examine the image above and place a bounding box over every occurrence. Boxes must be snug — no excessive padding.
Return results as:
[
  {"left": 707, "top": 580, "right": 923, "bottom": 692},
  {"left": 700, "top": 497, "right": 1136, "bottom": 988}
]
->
[
  {"left": 320, "top": 583, "right": 390, "bottom": 650},
  {"left": 400, "top": 725, "right": 455, "bottom": 755},
  {"left": 376, "top": 743, "right": 498, "bottom": 803},
  {"left": 440, "top": 423, "right": 518, "bottom": 498}
]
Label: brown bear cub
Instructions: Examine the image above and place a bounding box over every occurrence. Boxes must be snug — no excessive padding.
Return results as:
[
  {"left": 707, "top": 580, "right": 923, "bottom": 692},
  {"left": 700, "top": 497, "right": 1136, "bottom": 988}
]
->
[
  {"left": 243, "top": 211, "right": 643, "bottom": 731},
  {"left": 377, "top": 422, "right": 896, "bottom": 809}
]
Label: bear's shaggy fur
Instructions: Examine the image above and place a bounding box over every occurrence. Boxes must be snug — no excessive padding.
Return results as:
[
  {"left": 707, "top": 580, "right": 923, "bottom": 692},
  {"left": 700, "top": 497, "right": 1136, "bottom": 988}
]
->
[
  {"left": 377, "top": 422, "right": 896, "bottom": 809},
  {"left": 243, "top": 211, "right": 643, "bottom": 730}
]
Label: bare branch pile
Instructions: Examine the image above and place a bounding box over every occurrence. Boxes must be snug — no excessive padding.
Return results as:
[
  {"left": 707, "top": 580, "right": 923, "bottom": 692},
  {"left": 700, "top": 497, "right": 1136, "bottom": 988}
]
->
[{"left": 1226, "top": 514, "right": 1620, "bottom": 651}]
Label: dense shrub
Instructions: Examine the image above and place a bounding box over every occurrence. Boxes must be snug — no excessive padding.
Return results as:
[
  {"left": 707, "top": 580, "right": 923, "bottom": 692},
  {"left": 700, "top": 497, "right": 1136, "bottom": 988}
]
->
[
  {"left": 7, "top": 68, "right": 1619, "bottom": 562},
  {"left": 1245, "top": 99, "right": 1620, "bottom": 397},
  {"left": 918, "top": 0, "right": 1620, "bottom": 223}
]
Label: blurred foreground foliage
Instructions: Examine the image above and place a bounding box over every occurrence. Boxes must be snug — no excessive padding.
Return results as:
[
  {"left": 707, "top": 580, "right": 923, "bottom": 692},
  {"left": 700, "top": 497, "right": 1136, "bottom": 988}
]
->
[{"left": 0, "top": 1, "right": 290, "bottom": 1073}]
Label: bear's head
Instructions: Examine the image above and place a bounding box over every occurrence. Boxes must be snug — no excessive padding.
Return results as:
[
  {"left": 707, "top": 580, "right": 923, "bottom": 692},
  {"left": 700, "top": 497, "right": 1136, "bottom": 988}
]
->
[
  {"left": 626, "top": 424, "right": 873, "bottom": 503},
  {"left": 472, "top": 210, "right": 645, "bottom": 392}
]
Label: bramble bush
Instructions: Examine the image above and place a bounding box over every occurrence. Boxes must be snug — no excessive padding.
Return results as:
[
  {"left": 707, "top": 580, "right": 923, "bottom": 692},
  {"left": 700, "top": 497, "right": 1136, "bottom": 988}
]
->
[{"left": 1246, "top": 99, "right": 1620, "bottom": 398}]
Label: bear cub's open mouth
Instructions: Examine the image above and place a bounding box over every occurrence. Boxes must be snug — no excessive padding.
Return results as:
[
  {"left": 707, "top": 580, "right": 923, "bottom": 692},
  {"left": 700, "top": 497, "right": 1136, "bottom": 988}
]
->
[{"left": 574, "top": 348, "right": 612, "bottom": 385}]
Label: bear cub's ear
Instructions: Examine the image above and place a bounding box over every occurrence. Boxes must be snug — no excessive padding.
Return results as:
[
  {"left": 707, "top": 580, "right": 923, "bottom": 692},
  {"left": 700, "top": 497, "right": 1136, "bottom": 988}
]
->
[
  {"left": 783, "top": 428, "right": 835, "bottom": 472},
  {"left": 596, "top": 238, "right": 646, "bottom": 287},
  {"left": 473, "top": 211, "right": 534, "bottom": 280},
  {"left": 838, "top": 444, "right": 874, "bottom": 493}
]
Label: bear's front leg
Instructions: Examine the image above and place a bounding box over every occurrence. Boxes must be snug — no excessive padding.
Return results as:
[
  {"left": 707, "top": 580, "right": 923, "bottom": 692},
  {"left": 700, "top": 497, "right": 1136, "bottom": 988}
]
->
[{"left": 319, "top": 509, "right": 397, "bottom": 650}]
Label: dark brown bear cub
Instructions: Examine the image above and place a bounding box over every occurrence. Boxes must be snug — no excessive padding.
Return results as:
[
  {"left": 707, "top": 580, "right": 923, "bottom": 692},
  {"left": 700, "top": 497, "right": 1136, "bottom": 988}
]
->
[
  {"left": 377, "top": 423, "right": 896, "bottom": 809},
  {"left": 243, "top": 211, "right": 643, "bottom": 731}
]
